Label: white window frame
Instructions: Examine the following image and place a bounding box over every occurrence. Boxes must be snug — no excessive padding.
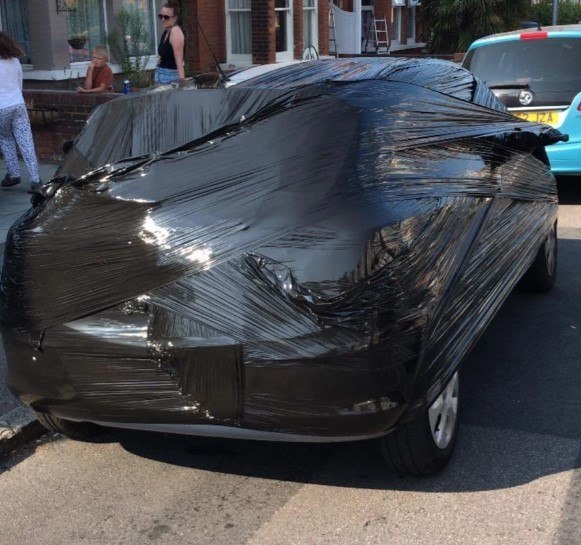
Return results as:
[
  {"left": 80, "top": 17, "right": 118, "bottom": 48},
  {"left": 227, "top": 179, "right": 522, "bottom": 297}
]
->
[
  {"left": 71, "top": 0, "right": 158, "bottom": 70},
  {"left": 226, "top": 0, "right": 253, "bottom": 66},
  {"left": 0, "top": 0, "right": 32, "bottom": 67},
  {"left": 70, "top": 1, "right": 159, "bottom": 75},
  {"left": 303, "top": 0, "right": 318, "bottom": 53},
  {"left": 67, "top": 0, "right": 108, "bottom": 66},
  {"left": 275, "top": 0, "right": 293, "bottom": 62},
  {"left": 392, "top": 6, "right": 403, "bottom": 46},
  {"left": 22, "top": 0, "right": 158, "bottom": 80}
]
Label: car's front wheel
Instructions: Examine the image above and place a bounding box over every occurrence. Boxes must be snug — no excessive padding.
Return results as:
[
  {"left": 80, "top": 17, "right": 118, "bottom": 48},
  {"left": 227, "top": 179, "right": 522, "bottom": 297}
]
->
[{"left": 380, "top": 371, "right": 460, "bottom": 476}]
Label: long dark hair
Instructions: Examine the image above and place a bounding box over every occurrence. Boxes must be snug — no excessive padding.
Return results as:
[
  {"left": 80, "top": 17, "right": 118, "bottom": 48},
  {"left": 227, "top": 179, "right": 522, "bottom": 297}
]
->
[
  {"left": 0, "top": 31, "right": 24, "bottom": 59},
  {"left": 162, "top": 1, "right": 180, "bottom": 18}
]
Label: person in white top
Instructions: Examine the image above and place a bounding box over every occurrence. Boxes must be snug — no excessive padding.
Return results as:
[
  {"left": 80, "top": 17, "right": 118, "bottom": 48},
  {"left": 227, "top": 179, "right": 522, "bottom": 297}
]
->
[{"left": 0, "top": 31, "right": 41, "bottom": 192}]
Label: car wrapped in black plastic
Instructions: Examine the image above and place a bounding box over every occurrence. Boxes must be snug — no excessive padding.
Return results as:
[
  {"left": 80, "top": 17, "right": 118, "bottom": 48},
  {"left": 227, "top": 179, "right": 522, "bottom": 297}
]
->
[{"left": 0, "top": 58, "right": 561, "bottom": 475}]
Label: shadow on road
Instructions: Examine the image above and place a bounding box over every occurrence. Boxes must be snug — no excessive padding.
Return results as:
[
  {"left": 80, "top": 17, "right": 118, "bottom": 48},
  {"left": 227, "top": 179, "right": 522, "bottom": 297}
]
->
[{"left": 557, "top": 176, "right": 581, "bottom": 204}]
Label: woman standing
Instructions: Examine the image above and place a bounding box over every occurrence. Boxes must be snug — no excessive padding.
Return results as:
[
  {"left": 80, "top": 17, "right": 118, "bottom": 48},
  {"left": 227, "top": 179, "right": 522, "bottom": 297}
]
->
[
  {"left": 154, "top": 1, "right": 185, "bottom": 84},
  {"left": 0, "top": 31, "right": 41, "bottom": 192}
]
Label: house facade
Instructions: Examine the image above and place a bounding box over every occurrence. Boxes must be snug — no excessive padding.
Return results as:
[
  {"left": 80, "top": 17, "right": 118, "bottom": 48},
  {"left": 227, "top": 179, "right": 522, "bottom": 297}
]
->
[
  {"left": 0, "top": 0, "right": 331, "bottom": 85},
  {"left": 330, "top": 0, "right": 424, "bottom": 55},
  {"left": 181, "top": 0, "right": 330, "bottom": 72},
  {"left": 1, "top": 0, "right": 165, "bottom": 84}
]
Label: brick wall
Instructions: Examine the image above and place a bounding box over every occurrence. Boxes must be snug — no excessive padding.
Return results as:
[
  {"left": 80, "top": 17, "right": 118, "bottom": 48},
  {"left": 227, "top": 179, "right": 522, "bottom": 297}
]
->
[
  {"left": 181, "top": 0, "right": 330, "bottom": 70},
  {"left": 182, "top": 1, "right": 226, "bottom": 74},
  {"left": 374, "top": 0, "right": 391, "bottom": 20},
  {"left": 198, "top": 1, "right": 226, "bottom": 72},
  {"left": 252, "top": 0, "right": 276, "bottom": 64},
  {"left": 23, "top": 90, "right": 117, "bottom": 162},
  {"left": 318, "top": 0, "right": 329, "bottom": 56}
]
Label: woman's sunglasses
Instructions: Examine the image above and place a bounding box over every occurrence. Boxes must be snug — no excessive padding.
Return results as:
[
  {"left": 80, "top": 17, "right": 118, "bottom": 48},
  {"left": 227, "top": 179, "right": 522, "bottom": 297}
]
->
[{"left": 157, "top": 14, "right": 174, "bottom": 20}]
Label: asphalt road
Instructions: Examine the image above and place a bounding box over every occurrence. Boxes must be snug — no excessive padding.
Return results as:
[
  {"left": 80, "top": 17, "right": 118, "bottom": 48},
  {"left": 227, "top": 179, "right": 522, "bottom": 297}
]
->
[{"left": 0, "top": 180, "right": 579, "bottom": 545}]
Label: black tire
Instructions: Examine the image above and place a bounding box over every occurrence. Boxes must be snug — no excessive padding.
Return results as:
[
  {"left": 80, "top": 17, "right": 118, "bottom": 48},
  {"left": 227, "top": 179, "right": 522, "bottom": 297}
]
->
[
  {"left": 521, "top": 220, "right": 557, "bottom": 293},
  {"left": 35, "top": 412, "right": 102, "bottom": 441},
  {"left": 380, "top": 372, "right": 460, "bottom": 476}
]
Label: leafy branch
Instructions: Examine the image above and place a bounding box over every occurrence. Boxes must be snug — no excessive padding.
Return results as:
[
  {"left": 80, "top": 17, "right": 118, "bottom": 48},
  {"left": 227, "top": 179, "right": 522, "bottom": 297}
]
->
[{"left": 107, "top": 3, "right": 152, "bottom": 87}]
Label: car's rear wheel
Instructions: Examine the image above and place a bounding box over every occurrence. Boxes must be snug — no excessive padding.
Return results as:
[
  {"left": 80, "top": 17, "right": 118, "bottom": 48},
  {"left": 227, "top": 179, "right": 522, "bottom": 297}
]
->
[
  {"left": 35, "top": 412, "right": 102, "bottom": 441},
  {"left": 521, "top": 220, "right": 557, "bottom": 293},
  {"left": 380, "top": 371, "right": 460, "bottom": 476}
]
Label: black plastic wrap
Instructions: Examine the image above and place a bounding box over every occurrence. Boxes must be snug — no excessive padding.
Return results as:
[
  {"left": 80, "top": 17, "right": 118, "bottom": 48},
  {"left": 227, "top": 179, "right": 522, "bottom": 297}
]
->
[{"left": 1, "top": 58, "right": 559, "bottom": 439}]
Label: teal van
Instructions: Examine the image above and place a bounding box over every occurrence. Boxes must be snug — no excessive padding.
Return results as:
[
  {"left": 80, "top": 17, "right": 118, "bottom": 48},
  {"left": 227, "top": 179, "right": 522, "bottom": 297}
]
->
[{"left": 463, "top": 25, "right": 581, "bottom": 176}]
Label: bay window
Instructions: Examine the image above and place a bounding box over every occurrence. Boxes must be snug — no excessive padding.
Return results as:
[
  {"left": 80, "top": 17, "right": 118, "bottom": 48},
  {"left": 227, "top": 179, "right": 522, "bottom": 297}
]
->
[
  {"left": 0, "top": 0, "right": 30, "bottom": 63},
  {"left": 303, "top": 0, "right": 318, "bottom": 53},
  {"left": 393, "top": 5, "right": 403, "bottom": 45},
  {"left": 226, "top": 0, "right": 252, "bottom": 64},
  {"left": 67, "top": 0, "right": 156, "bottom": 64},
  {"left": 67, "top": 0, "right": 107, "bottom": 63}
]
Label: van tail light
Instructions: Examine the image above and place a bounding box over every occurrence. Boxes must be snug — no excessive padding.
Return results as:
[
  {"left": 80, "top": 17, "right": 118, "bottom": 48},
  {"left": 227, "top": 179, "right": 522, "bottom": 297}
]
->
[
  {"left": 520, "top": 31, "right": 548, "bottom": 40},
  {"left": 577, "top": 103, "right": 581, "bottom": 111}
]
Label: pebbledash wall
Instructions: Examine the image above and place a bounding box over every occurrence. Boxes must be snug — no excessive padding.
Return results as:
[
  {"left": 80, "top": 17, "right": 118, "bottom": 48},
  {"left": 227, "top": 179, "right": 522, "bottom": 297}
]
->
[{"left": 23, "top": 90, "right": 116, "bottom": 162}]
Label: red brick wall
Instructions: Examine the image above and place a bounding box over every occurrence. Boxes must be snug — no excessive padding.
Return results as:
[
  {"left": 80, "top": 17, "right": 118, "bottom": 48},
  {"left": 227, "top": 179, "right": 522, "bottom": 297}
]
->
[
  {"left": 318, "top": 0, "right": 329, "bottom": 56},
  {"left": 182, "top": 1, "right": 226, "bottom": 74},
  {"left": 374, "top": 0, "right": 391, "bottom": 20},
  {"left": 23, "top": 90, "right": 117, "bottom": 162},
  {"left": 252, "top": 0, "right": 276, "bottom": 64},
  {"left": 181, "top": 1, "right": 197, "bottom": 74},
  {"left": 181, "top": 0, "right": 332, "bottom": 69}
]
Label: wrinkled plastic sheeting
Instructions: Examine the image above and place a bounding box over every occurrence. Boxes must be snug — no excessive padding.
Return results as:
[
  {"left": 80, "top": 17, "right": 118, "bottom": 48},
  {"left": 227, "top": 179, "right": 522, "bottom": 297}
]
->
[{"left": 0, "top": 58, "right": 559, "bottom": 436}]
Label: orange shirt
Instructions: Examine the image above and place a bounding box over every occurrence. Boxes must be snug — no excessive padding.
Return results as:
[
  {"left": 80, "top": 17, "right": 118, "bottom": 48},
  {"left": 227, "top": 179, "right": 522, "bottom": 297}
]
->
[{"left": 91, "top": 65, "right": 113, "bottom": 91}]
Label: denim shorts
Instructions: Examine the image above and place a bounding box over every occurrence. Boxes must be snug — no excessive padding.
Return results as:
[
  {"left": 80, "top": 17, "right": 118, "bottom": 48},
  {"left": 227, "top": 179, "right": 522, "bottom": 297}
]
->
[{"left": 154, "top": 67, "right": 179, "bottom": 84}]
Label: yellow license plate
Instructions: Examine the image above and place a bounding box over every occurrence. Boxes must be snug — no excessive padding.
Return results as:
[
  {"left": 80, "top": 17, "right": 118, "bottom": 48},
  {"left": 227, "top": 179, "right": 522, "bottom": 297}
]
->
[{"left": 513, "top": 110, "right": 559, "bottom": 126}]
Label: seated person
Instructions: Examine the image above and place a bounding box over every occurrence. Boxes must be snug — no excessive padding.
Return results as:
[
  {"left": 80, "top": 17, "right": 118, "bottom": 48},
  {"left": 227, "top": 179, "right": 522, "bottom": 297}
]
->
[{"left": 77, "top": 46, "right": 114, "bottom": 93}]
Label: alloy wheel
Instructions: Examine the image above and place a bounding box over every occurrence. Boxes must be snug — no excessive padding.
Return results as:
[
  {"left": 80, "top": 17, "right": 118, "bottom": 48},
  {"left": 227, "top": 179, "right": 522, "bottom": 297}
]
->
[{"left": 428, "top": 371, "right": 459, "bottom": 449}]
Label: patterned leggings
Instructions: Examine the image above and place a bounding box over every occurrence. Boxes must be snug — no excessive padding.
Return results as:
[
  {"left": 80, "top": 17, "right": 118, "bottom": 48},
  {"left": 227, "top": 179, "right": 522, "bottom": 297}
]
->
[{"left": 0, "top": 103, "right": 40, "bottom": 182}]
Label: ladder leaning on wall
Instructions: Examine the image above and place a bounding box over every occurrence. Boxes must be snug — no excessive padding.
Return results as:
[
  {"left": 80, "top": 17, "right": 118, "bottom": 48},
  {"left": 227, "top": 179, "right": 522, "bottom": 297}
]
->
[
  {"left": 329, "top": 2, "right": 338, "bottom": 58},
  {"left": 373, "top": 16, "right": 390, "bottom": 54}
]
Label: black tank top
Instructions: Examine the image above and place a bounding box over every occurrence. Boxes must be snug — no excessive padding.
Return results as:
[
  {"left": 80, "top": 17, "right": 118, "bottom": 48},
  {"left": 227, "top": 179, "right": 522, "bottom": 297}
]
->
[{"left": 158, "top": 29, "right": 177, "bottom": 69}]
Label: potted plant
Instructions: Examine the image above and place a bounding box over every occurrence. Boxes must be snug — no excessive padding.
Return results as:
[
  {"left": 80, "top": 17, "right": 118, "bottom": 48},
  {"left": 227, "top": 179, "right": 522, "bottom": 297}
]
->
[
  {"left": 67, "top": 1, "right": 89, "bottom": 50},
  {"left": 68, "top": 33, "right": 88, "bottom": 50},
  {"left": 107, "top": 3, "right": 153, "bottom": 91}
]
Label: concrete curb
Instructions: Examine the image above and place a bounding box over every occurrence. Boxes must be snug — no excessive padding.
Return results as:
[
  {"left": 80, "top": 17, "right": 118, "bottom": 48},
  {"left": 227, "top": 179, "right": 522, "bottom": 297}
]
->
[{"left": 0, "top": 405, "right": 46, "bottom": 456}]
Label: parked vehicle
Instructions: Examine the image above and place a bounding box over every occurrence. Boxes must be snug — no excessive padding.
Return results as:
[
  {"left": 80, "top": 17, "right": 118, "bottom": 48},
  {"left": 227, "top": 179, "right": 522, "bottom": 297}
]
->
[
  {"left": 0, "top": 58, "right": 560, "bottom": 476},
  {"left": 463, "top": 24, "right": 581, "bottom": 176}
]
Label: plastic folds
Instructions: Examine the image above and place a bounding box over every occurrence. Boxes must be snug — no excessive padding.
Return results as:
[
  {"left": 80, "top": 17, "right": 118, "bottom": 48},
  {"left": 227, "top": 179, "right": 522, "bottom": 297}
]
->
[{"left": 0, "top": 58, "right": 559, "bottom": 438}]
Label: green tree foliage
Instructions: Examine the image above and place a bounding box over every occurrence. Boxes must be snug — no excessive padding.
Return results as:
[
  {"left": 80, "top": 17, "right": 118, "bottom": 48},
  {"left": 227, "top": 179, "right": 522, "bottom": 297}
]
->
[
  {"left": 423, "top": 0, "right": 531, "bottom": 53},
  {"left": 529, "top": 0, "right": 581, "bottom": 26},
  {"left": 107, "top": 3, "right": 153, "bottom": 87}
]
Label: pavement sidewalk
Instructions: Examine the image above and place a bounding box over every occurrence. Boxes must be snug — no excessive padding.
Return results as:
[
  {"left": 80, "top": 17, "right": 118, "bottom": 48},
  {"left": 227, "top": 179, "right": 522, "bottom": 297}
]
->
[
  {"left": 0, "top": 161, "right": 59, "bottom": 244},
  {"left": 0, "top": 160, "right": 59, "bottom": 455}
]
